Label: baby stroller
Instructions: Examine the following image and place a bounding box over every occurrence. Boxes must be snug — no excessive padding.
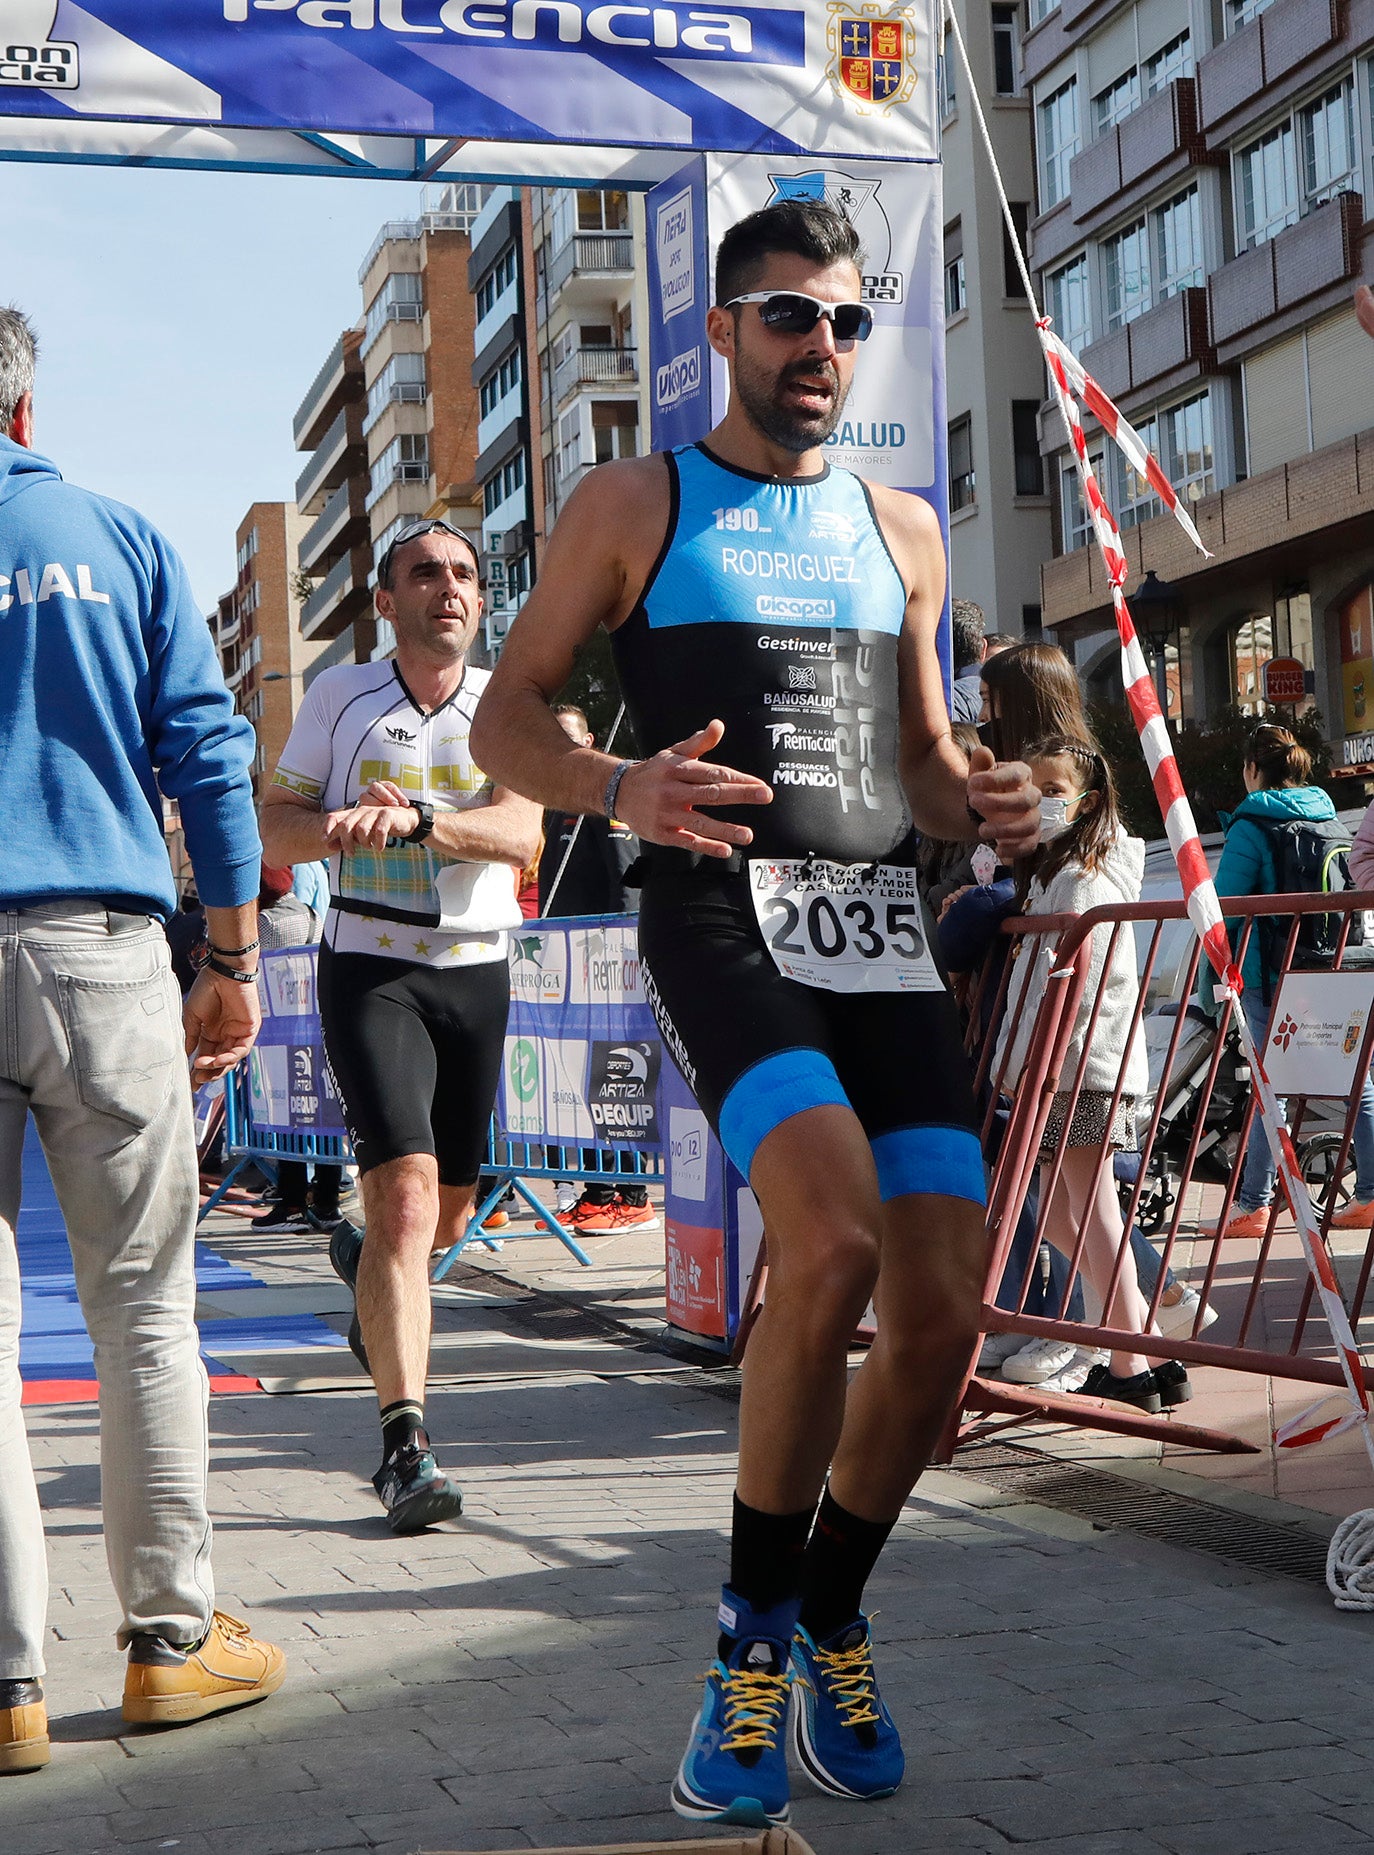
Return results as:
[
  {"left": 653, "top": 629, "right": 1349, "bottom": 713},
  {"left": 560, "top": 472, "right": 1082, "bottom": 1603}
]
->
[{"left": 1117, "top": 1003, "right": 1250, "bottom": 1233}]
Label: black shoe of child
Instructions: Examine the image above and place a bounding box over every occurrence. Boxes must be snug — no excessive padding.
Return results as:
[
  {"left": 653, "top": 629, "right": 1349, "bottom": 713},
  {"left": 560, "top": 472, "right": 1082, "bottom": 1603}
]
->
[{"left": 1081, "top": 1364, "right": 1163, "bottom": 1414}]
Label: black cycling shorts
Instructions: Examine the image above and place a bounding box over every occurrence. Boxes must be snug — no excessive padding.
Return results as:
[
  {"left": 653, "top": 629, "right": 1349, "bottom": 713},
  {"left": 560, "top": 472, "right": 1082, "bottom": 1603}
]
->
[
  {"left": 638, "top": 866, "right": 985, "bottom": 1206},
  {"left": 317, "top": 945, "right": 508, "bottom": 1186}
]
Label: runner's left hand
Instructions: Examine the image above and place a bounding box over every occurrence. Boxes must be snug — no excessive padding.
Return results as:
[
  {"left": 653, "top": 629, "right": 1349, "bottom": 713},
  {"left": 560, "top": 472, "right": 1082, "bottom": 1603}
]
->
[{"left": 967, "top": 745, "right": 1040, "bottom": 859}]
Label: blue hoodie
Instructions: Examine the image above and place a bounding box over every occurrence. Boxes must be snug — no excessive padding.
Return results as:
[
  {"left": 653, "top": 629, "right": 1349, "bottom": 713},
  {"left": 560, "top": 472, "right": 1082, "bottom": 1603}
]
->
[{"left": 0, "top": 437, "right": 259, "bottom": 916}]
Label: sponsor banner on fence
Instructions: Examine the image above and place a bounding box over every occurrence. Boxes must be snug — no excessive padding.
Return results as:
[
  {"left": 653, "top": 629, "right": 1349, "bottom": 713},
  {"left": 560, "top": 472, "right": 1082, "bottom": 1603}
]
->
[
  {"left": 246, "top": 948, "right": 347, "bottom": 1137},
  {"left": 0, "top": 1, "right": 940, "bottom": 162},
  {"left": 1266, "top": 971, "right": 1374, "bottom": 1097}
]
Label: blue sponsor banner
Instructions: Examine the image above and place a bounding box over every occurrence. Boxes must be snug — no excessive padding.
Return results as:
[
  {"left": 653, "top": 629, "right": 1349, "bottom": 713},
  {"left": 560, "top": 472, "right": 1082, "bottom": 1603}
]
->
[
  {"left": 646, "top": 156, "right": 711, "bottom": 453},
  {"left": 0, "top": 2, "right": 940, "bottom": 162},
  {"left": 245, "top": 948, "right": 347, "bottom": 1138}
]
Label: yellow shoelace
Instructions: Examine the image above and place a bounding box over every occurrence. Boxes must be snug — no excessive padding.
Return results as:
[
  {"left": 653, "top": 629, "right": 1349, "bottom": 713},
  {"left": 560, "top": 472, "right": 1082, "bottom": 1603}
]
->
[
  {"left": 716, "top": 1665, "right": 793, "bottom": 1753},
  {"left": 813, "top": 1637, "right": 880, "bottom": 1729}
]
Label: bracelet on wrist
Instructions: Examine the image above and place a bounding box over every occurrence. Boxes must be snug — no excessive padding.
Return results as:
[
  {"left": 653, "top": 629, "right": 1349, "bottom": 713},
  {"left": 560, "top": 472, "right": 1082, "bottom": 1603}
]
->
[
  {"left": 209, "top": 938, "right": 260, "bottom": 958},
  {"left": 603, "top": 758, "right": 637, "bottom": 821},
  {"left": 205, "top": 956, "right": 259, "bottom": 985}
]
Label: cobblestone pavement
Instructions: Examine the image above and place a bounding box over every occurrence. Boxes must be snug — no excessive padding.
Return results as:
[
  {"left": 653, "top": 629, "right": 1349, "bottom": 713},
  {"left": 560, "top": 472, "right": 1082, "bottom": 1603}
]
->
[{"left": 9, "top": 1207, "right": 1374, "bottom": 1855}]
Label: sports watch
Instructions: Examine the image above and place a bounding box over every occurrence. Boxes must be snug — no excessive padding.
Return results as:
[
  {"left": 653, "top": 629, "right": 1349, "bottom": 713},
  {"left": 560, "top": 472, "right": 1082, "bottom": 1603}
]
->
[{"left": 408, "top": 799, "right": 436, "bottom": 843}]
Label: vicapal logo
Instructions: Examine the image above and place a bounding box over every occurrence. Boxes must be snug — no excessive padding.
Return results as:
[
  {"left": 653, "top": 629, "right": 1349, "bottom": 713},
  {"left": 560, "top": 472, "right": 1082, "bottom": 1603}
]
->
[
  {"left": 2, "top": 2, "right": 78, "bottom": 89},
  {"left": 824, "top": 2, "right": 916, "bottom": 117},
  {"left": 509, "top": 1037, "right": 540, "bottom": 1103}
]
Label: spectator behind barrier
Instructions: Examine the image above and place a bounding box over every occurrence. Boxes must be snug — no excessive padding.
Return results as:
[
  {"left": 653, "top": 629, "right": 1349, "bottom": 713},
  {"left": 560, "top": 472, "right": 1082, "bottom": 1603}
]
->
[
  {"left": 1205, "top": 724, "right": 1374, "bottom": 1239},
  {"left": 992, "top": 737, "right": 1189, "bottom": 1414},
  {"left": 949, "top": 599, "right": 986, "bottom": 725},
  {"left": 915, "top": 721, "right": 982, "bottom": 914}
]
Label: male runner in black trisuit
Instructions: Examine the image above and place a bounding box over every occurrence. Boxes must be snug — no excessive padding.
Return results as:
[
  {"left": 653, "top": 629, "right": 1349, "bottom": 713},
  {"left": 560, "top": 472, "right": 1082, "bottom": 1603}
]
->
[{"left": 472, "top": 202, "right": 1039, "bottom": 1825}]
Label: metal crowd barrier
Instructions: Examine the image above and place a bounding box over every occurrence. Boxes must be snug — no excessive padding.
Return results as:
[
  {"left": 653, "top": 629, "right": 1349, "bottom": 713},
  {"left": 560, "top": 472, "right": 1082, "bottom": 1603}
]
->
[
  {"left": 197, "top": 1066, "right": 665, "bottom": 1275},
  {"left": 951, "top": 889, "right": 1374, "bottom": 1456}
]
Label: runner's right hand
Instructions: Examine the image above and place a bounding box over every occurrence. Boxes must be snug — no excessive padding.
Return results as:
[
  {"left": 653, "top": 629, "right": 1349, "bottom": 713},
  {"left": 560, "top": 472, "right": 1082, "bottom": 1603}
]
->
[{"left": 615, "top": 719, "right": 772, "bottom": 859}]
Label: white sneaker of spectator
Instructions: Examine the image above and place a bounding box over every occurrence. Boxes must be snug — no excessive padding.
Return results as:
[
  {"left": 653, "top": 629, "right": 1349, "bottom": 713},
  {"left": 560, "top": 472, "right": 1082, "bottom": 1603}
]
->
[
  {"left": 976, "top": 1331, "right": 1028, "bottom": 1373},
  {"left": 1001, "top": 1337, "right": 1107, "bottom": 1385},
  {"left": 1156, "top": 1286, "right": 1218, "bottom": 1339}
]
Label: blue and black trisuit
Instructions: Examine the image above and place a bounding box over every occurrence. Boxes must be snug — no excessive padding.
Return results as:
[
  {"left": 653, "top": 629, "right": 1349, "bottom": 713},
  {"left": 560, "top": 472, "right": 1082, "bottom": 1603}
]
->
[{"left": 612, "top": 441, "right": 986, "bottom": 1205}]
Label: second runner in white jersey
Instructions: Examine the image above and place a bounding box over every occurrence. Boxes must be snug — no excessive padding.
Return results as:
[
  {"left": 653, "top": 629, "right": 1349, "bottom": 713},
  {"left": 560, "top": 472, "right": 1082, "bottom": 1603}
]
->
[{"left": 273, "top": 658, "right": 520, "bottom": 966}]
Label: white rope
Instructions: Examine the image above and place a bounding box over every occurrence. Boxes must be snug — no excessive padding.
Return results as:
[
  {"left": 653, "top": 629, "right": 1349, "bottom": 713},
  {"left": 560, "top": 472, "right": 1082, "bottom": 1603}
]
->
[{"left": 1328, "top": 1511, "right": 1374, "bottom": 1609}]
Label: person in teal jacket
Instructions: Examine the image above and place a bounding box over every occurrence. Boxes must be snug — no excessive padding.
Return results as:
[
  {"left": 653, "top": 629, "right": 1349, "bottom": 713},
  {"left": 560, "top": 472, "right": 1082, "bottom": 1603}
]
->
[{"left": 1207, "top": 724, "right": 1374, "bottom": 1236}]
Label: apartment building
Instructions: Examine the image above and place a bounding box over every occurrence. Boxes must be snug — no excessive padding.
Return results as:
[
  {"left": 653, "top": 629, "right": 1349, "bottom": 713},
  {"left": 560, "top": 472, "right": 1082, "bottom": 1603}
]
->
[
  {"left": 1025, "top": 0, "right": 1374, "bottom": 751},
  {"left": 941, "top": 0, "right": 1056, "bottom": 633},
  {"left": 292, "top": 326, "right": 372, "bottom": 669},
  {"left": 531, "top": 186, "right": 652, "bottom": 539},
  {"left": 211, "top": 501, "right": 317, "bottom": 792},
  {"left": 469, "top": 186, "right": 539, "bottom": 660}
]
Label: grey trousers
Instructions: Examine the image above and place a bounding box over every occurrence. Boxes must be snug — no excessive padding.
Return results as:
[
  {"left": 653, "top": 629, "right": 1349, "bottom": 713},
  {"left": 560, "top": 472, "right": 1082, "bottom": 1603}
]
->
[{"left": 0, "top": 904, "right": 214, "bottom": 1677}]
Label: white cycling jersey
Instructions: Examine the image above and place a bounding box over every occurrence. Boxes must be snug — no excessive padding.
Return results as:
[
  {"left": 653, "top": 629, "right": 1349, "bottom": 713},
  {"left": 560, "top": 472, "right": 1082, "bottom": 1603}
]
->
[{"left": 272, "top": 659, "right": 520, "bottom": 967}]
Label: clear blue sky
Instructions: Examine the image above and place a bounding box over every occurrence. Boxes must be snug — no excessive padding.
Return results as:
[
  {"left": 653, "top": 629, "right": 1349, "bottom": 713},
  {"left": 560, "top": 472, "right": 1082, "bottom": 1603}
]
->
[{"left": 3, "top": 162, "right": 424, "bottom": 611}]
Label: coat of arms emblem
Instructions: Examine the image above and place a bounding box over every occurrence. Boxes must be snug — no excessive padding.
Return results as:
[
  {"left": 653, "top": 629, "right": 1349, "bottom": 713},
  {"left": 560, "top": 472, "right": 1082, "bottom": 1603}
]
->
[{"left": 826, "top": 2, "right": 917, "bottom": 114}]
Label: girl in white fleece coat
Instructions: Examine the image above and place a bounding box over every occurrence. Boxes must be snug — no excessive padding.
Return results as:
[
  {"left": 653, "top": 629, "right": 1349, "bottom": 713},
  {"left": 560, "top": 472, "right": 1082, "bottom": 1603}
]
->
[{"left": 994, "top": 736, "right": 1184, "bottom": 1412}]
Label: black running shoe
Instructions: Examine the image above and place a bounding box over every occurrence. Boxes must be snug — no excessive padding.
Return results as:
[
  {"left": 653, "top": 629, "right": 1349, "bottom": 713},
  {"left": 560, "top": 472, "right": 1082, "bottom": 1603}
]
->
[
  {"left": 329, "top": 1218, "right": 364, "bottom": 1291},
  {"left": 251, "top": 1205, "right": 310, "bottom": 1234},
  {"left": 372, "top": 1441, "right": 463, "bottom": 1535},
  {"left": 1081, "top": 1364, "right": 1163, "bottom": 1414}
]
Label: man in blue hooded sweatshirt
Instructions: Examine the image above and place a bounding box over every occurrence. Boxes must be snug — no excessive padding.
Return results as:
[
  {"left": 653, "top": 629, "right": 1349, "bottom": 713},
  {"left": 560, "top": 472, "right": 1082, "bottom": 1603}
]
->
[{"left": 0, "top": 307, "right": 283, "bottom": 1776}]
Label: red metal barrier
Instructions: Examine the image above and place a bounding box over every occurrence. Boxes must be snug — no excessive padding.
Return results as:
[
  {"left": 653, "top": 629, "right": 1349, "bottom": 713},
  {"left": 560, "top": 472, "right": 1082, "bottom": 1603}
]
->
[{"left": 951, "top": 889, "right": 1374, "bottom": 1457}]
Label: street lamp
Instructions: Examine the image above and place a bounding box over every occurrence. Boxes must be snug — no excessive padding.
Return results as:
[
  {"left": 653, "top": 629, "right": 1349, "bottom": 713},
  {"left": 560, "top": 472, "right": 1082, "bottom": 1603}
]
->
[{"left": 1131, "top": 569, "right": 1178, "bottom": 723}]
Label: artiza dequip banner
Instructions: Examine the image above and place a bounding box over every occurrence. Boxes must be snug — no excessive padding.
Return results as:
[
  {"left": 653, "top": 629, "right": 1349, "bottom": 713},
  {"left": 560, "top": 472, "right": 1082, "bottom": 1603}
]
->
[{"left": 0, "top": 1, "right": 940, "bottom": 162}]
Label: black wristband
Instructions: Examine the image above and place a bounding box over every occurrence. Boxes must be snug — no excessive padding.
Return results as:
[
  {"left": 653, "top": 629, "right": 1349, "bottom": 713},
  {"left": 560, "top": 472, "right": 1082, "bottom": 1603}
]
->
[
  {"left": 209, "top": 938, "right": 260, "bottom": 958},
  {"left": 205, "top": 956, "right": 259, "bottom": 985}
]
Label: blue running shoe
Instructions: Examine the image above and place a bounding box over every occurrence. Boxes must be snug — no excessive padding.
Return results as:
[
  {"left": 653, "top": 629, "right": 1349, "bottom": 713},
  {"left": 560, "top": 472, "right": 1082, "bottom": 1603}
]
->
[
  {"left": 671, "top": 1590, "right": 797, "bottom": 1827},
  {"left": 791, "top": 1615, "right": 904, "bottom": 1800},
  {"left": 372, "top": 1441, "right": 463, "bottom": 1535}
]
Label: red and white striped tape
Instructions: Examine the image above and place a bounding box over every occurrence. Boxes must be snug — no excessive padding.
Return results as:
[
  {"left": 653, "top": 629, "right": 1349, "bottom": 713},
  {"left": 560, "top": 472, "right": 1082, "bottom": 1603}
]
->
[{"left": 1036, "top": 319, "right": 1374, "bottom": 1466}]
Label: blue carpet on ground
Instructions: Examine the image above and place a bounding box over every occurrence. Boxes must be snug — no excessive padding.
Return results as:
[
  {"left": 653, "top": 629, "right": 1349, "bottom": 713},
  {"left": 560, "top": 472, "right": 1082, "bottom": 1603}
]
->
[{"left": 16, "top": 1121, "right": 344, "bottom": 1384}]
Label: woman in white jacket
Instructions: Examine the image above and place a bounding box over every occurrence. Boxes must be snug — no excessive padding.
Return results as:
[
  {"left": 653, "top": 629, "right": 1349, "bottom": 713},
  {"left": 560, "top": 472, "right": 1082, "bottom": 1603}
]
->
[{"left": 994, "top": 736, "right": 1187, "bottom": 1414}]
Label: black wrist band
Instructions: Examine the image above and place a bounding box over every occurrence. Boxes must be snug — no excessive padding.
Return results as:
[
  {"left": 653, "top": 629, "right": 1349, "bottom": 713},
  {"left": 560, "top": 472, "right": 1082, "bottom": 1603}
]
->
[
  {"left": 209, "top": 938, "right": 260, "bottom": 958},
  {"left": 206, "top": 956, "right": 259, "bottom": 984}
]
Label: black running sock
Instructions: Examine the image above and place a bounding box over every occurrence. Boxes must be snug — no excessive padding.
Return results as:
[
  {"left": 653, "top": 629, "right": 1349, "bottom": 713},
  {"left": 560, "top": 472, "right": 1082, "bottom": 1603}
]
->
[
  {"left": 718, "top": 1493, "right": 814, "bottom": 1656},
  {"left": 380, "top": 1400, "right": 427, "bottom": 1461},
  {"left": 620, "top": 1185, "right": 649, "bottom": 1207},
  {"left": 798, "top": 1488, "right": 898, "bottom": 1644}
]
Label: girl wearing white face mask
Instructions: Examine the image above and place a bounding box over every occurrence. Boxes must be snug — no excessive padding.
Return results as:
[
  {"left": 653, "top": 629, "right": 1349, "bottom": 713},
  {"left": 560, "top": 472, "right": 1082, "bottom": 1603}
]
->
[{"left": 993, "top": 736, "right": 1184, "bottom": 1414}]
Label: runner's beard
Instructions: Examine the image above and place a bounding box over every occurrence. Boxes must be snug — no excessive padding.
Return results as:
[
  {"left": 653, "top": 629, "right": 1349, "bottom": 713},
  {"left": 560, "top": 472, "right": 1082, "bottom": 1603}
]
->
[{"left": 734, "top": 352, "right": 849, "bottom": 454}]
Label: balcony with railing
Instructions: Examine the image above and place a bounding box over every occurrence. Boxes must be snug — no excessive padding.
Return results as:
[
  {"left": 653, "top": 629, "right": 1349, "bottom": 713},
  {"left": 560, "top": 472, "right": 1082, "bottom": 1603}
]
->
[
  {"left": 300, "top": 545, "right": 373, "bottom": 641},
  {"left": 551, "top": 346, "right": 639, "bottom": 409},
  {"left": 294, "top": 404, "right": 364, "bottom": 513},
  {"left": 546, "top": 231, "right": 634, "bottom": 298},
  {"left": 298, "top": 478, "right": 369, "bottom": 577},
  {"left": 293, "top": 331, "right": 348, "bottom": 452}
]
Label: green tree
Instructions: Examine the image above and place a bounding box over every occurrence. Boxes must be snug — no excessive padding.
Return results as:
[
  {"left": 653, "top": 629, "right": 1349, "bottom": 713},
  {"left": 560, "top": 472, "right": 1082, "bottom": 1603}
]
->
[
  {"left": 1087, "top": 701, "right": 1338, "bottom": 841},
  {"left": 554, "top": 626, "right": 638, "bottom": 753}
]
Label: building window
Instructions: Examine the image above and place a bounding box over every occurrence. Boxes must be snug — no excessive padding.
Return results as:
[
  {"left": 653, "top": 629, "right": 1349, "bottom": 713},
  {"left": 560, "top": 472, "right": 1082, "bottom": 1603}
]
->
[
  {"left": 479, "top": 348, "right": 522, "bottom": 419},
  {"left": 365, "top": 351, "right": 426, "bottom": 429},
  {"left": 1144, "top": 30, "right": 1193, "bottom": 95},
  {"left": 1003, "top": 202, "right": 1030, "bottom": 298},
  {"left": 992, "top": 3, "right": 1019, "bottom": 95},
  {"left": 592, "top": 401, "right": 638, "bottom": 464},
  {"left": 1046, "top": 254, "right": 1091, "bottom": 350},
  {"left": 1226, "top": 0, "right": 1273, "bottom": 33},
  {"left": 1164, "top": 392, "right": 1214, "bottom": 502},
  {"left": 1012, "top": 402, "right": 1045, "bottom": 496},
  {"left": 1038, "top": 78, "right": 1080, "bottom": 210},
  {"left": 938, "top": 29, "right": 956, "bottom": 117},
  {"left": 235, "top": 527, "right": 258, "bottom": 573},
  {"left": 550, "top": 188, "right": 629, "bottom": 251},
  {"left": 1029, "top": 0, "right": 1058, "bottom": 25},
  {"left": 363, "top": 271, "right": 423, "bottom": 351},
  {"left": 368, "top": 432, "right": 429, "bottom": 506},
  {"left": 1094, "top": 67, "right": 1140, "bottom": 136},
  {"left": 1154, "top": 186, "right": 1204, "bottom": 298},
  {"left": 949, "top": 414, "right": 975, "bottom": 511},
  {"left": 1105, "top": 218, "right": 1152, "bottom": 331},
  {"left": 1300, "top": 80, "right": 1357, "bottom": 211},
  {"left": 1116, "top": 415, "right": 1161, "bottom": 528},
  {"left": 1061, "top": 444, "right": 1104, "bottom": 550},
  {"left": 944, "top": 218, "right": 966, "bottom": 316},
  {"left": 558, "top": 407, "right": 582, "bottom": 480},
  {"left": 1238, "top": 123, "right": 1298, "bottom": 247},
  {"left": 475, "top": 245, "right": 517, "bottom": 321}
]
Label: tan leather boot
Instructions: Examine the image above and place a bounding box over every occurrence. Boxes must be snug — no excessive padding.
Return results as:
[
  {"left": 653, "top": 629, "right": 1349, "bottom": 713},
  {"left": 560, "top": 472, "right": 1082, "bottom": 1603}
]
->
[
  {"left": 122, "top": 1611, "right": 285, "bottom": 1726},
  {"left": 0, "top": 1679, "right": 49, "bottom": 1773}
]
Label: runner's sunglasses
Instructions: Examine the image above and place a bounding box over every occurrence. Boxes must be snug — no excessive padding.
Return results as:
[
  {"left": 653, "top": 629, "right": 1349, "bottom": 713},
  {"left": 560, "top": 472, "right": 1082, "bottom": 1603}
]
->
[
  {"left": 724, "top": 291, "right": 873, "bottom": 342},
  {"left": 377, "top": 517, "right": 480, "bottom": 585}
]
